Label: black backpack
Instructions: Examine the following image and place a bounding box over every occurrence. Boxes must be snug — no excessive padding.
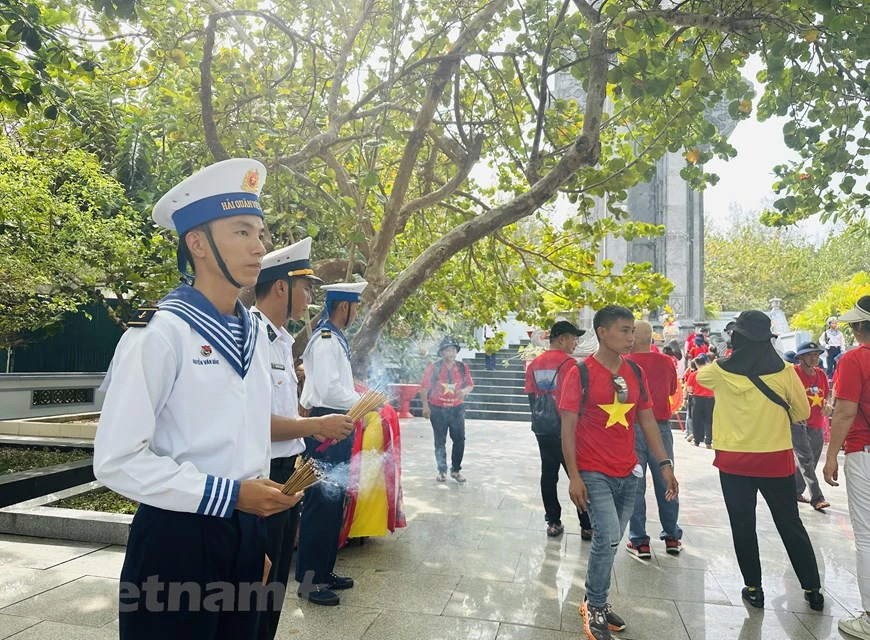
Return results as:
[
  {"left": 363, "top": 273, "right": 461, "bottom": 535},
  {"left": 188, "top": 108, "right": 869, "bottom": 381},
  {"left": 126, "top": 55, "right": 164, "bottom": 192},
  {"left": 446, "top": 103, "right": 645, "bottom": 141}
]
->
[{"left": 531, "top": 359, "right": 572, "bottom": 436}]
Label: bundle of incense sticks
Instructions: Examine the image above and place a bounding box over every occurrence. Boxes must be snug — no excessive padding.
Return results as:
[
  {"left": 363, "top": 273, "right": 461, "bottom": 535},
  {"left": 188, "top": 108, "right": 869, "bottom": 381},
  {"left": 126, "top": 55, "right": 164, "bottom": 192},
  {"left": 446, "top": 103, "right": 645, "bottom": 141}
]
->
[
  {"left": 347, "top": 390, "right": 388, "bottom": 422},
  {"left": 281, "top": 457, "right": 321, "bottom": 495},
  {"left": 314, "top": 390, "right": 389, "bottom": 453}
]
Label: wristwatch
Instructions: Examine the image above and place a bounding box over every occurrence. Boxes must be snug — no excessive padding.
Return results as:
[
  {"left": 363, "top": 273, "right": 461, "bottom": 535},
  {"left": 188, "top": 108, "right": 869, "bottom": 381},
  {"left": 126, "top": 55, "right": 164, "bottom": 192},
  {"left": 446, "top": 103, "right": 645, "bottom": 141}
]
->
[{"left": 658, "top": 458, "right": 674, "bottom": 469}]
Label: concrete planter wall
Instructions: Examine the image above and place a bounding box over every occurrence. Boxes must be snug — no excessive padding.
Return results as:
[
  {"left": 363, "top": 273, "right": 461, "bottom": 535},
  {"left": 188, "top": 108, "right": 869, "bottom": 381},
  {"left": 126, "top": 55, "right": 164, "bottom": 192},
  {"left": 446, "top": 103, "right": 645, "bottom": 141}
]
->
[
  {"left": 0, "top": 458, "right": 95, "bottom": 508},
  {"left": 0, "top": 481, "right": 131, "bottom": 545},
  {"left": 0, "top": 373, "right": 106, "bottom": 420}
]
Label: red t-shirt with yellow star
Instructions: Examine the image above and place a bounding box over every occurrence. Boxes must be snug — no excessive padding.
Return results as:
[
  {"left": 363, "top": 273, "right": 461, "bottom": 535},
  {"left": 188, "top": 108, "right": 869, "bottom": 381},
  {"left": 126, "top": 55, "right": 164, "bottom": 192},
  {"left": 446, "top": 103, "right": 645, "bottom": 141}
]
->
[
  {"left": 559, "top": 355, "right": 653, "bottom": 477},
  {"left": 421, "top": 361, "right": 474, "bottom": 408},
  {"left": 794, "top": 364, "right": 829, "bottom": 429}
]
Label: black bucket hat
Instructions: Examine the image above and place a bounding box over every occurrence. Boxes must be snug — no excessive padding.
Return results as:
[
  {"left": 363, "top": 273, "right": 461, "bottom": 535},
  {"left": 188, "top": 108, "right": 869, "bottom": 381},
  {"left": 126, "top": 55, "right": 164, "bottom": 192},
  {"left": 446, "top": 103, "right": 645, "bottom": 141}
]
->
[
  {"left": 438, "top": 336, "right": 461, "bottom": 355},
  {"left": 731, "top": 310, "right": 776, "bottom": 342}
]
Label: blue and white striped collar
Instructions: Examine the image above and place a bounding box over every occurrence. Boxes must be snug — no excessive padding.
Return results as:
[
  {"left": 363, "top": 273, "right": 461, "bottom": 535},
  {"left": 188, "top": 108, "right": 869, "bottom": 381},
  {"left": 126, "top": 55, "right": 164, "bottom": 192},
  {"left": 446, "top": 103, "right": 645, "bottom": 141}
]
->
[{"left": 158, "top": 284, "right": 259, "bottom": 378}]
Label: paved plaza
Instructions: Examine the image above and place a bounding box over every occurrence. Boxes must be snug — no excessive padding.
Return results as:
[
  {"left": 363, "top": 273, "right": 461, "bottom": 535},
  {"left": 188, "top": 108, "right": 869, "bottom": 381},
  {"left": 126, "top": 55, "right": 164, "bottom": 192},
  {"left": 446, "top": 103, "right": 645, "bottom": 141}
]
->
[{"left": 0, "top": 418, "right": 863, "bottom": 639}]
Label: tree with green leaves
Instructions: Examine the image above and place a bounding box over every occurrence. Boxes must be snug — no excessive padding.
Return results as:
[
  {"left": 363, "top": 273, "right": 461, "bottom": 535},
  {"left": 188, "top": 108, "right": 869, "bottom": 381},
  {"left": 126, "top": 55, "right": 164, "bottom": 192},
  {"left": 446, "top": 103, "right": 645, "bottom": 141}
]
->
[
  {"left": 792, "top": 271, "right": 870, "bottom": 333},
  {"left": 12, "top": 0, "right": 869, "bottom": 371},
  {"left": 0, "top": 140, "right": 144, "bottom": 350}
]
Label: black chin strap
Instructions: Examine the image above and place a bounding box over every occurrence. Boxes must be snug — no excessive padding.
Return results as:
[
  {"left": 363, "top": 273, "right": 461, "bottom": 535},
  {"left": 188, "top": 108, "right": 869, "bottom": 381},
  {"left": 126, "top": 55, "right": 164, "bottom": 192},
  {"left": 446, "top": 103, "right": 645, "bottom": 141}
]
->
[
  {"left": 203, "top": 224, "right": 244, "bottom": 289},
  {"left": 285, "top": 279, "right": 294, "bottom": 321}
]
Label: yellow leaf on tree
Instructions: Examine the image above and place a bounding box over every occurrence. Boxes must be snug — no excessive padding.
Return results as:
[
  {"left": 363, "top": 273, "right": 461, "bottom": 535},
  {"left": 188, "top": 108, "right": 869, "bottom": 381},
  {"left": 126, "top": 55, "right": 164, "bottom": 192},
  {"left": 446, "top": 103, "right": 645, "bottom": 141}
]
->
[
  {"left": 685, "top": 148, "right": 701, "bottom": 164},
  {"left": 738, "top": 99, "right": 753, "bottom": 114},
  {"left": 804, "top": 29, "right": 820, "bottom": 43}
]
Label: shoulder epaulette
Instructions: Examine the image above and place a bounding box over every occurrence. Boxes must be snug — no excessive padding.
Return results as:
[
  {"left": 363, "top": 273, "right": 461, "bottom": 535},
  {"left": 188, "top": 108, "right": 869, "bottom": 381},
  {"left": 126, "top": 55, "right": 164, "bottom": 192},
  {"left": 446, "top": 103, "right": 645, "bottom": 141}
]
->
[
  {"left": 128, "top": 307, "right": 158, "bottom": 328},
  {"left": 266, "top": 325, "right": 277, "bottom": 342},
  {"left": 320, "top": 328, "right": 332, "bottom": 339}
]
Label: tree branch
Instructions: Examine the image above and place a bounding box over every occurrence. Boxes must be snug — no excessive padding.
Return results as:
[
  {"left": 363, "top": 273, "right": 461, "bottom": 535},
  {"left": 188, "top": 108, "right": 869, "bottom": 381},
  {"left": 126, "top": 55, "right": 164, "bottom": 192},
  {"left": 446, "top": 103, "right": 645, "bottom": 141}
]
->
[
  {"left": 328, "top": 0, "right": 376, "bottom": 118},
  {"left": 366, "top": 0, "right": 509, "bottom": 283},
  {"left": 623, "top": 8, "right": 764, "bottom": 33}
]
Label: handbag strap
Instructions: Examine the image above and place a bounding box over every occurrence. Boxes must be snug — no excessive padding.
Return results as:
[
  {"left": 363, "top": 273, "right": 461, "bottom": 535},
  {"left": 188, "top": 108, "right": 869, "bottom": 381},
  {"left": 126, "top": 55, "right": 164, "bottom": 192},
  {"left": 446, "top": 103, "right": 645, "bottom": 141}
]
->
[{"left": 748, "top": 374, "right": 791, "bottom": 412}]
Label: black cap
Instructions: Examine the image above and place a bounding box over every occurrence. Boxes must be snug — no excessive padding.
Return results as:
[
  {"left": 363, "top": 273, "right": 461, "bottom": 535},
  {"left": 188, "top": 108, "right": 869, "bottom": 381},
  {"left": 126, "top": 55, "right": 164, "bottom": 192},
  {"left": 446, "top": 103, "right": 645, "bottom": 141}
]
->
[
  {"left": 437, "top": 336, "right": 461, "bottom": 355},
  {"left": 550, "top": 320, "right": 585, "bottom": 339},
  {"left": 732, "top": 310, "right": 776, "bottom": 342},
  {"left": 724, "top": 320, "right": 736, "bottom": 331}
]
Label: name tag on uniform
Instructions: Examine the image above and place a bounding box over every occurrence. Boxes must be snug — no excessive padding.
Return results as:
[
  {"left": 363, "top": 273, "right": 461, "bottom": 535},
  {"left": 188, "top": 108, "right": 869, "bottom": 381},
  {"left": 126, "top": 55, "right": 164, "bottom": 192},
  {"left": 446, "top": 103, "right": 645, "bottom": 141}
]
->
[{"left": 271, "top": 363, "right": 286, "bottom": 370}]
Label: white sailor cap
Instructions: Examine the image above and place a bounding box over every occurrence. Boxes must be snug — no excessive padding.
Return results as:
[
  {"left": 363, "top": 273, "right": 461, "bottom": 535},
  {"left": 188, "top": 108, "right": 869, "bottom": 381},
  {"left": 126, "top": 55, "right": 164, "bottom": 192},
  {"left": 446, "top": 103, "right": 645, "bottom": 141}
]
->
[
  {"left": 322, "top": 281, "right": 368, "bottom": 304},
  {"left": 152, "top": 158, "right": 266, "bottom": 235},
  {"left": 257, "top": 237, "right": 323, "bottom": 285}
]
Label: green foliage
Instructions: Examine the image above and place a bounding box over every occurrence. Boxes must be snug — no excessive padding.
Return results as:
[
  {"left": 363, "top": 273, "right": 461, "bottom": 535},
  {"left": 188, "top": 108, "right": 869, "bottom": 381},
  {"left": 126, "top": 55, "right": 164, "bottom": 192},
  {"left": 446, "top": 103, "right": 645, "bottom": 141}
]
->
[
  {"left": 53, "top": 488, "right": 139, "bottom": 514},
  {"left": 0, "top": 140, "right": 144, "bottom": 348},
  {"left": 792, "top": 272, "right": 870, "bottom": 332},
  {"left": 0, "top": 446, "right": 92, "bottom": 475},
  {"left": 2, "top": 0, "right": 868, "bottom": 355},
  {"left": 483, "top": 331, "right": 506, "bottom": 356}
]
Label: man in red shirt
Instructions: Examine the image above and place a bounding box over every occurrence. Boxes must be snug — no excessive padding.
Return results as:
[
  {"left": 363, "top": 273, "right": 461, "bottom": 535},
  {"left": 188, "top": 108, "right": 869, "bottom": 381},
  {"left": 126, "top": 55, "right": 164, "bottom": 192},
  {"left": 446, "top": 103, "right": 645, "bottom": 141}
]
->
[
  {"left": 792, "top": 341, "right": 832, "bottom": 510},
  {"left": 625, "top": 321, "right": 682, "bottom": 558},
  {"left": 824, "top": 296, "right": 870, "bottom": 639},
  {"left": 686, "top": 355, "right": 715, "bottom": 448},
  {"left": 421, "top": 337, "right": 474, "bottom": 483},
  {"left": 560, "top": 306, "right": 678, "bottom": 640},
  {"left": 525, "top": 321, "right": 592, "bottom": 539}
]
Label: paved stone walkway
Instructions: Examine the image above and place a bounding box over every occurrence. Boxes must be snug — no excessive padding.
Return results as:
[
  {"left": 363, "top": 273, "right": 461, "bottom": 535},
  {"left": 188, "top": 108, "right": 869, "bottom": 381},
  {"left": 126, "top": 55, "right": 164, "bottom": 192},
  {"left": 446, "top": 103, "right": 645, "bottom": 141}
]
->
[{"left": 0, "top": 418, "right": 862, "bottom": 639}]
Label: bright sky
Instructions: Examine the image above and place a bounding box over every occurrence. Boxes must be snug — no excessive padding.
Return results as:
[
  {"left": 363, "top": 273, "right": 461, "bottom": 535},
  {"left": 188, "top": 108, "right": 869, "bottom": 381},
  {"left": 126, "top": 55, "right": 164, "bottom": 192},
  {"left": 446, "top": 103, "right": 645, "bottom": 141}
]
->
[{"left": 702, "top": 58, "right": 834, "bottom": 241}]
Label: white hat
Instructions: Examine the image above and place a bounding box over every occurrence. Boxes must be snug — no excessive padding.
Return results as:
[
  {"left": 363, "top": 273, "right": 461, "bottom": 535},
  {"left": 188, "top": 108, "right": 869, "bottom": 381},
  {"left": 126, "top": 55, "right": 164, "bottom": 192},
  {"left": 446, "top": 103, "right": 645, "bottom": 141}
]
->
[
  {"left": 257, "top": 237, "right": 322, "bottom": 285},
  {"left": 153, "top": 158, "right": 266, "bottom": 235},
  {"left": 322, "top": 281, "right": 368, "bottom": 304}
]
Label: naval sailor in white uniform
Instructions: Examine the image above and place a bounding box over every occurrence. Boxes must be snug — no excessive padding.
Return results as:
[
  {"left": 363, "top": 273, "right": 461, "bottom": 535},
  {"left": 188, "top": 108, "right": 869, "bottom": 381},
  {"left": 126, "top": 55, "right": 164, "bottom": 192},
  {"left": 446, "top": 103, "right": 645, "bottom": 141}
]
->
[
  {"left": 249, "top": 238, "right": 354, "bottom": 638},
  {"left": 294, "top": 281, "right": 367, "bottom": 606},
  {"left": 93, "top": 159, "right": 300, "bottom": 639}
]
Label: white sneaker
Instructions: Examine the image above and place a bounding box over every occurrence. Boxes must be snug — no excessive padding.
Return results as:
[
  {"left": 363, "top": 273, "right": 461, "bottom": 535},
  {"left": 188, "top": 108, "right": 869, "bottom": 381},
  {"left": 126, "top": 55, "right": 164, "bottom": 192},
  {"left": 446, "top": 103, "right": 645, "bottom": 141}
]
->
[{"left": 839, "top": 614, "right": 870, "bottom": 640}]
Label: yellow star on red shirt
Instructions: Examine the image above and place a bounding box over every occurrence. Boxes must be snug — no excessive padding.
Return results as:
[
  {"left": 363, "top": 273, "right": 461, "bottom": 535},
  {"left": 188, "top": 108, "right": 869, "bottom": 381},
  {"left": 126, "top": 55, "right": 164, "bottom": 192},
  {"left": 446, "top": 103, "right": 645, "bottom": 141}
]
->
[
  {"left": 808, "top": 392, "right": 824, "bottom": 408},
  {"left": 441, "top": 382, "right": 456, "bottom": 396},
  {"left": 598, "top": 392, "right": 635, "bottom": 429}
]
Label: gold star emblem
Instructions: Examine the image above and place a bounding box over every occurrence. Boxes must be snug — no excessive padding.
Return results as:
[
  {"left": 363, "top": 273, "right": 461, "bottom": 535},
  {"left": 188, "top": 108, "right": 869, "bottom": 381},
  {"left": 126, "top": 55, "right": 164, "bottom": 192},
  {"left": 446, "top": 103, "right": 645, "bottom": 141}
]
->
[
  {"left": 808, "top": 393, "right": 824, "bottom": 408},
  {"left": 441, "top": 383, "right": 456, "bottom": 396},
  {"left": 598, "top": 393, "right": 635, "bottom": 429}
]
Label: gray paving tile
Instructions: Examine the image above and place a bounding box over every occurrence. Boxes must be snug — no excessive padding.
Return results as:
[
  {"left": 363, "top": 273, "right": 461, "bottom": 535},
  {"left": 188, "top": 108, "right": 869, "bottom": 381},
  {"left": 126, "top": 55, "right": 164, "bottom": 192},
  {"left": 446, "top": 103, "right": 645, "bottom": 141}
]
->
[
  {"left": 273, "top": 604, "right": 380, "bottom": 640},
  {"left": 421, "top": 545, "right": 521, "bottom": 582},
  {"left": 560, "top": 593, "right": 690, "bottom": 640},
  {"left": 495, "top": 623, "right": 581, "bottom": 640},
  {"left": 361, "top": 611, "right": 499, "bottom": 640},
  {"left": 1, "top": 621, "right": 117, "bottom": 640},
  {"left": 614, "top": 564, "right": 731, "bottom": 605},
  {"left": 793, "top": 613, "right": 848, "bottom": 640},
  {"left": 711, "top": 571, "right": 850, "bottom": 617},
  {"left": 50, "top": 546, "right": 126, "bottom": 580},
  {"left": 0, "top": 576, "right": 117, "bottom": 628},
  {"left": 676, "top": 601, "right": 816, "bottom": 640},
  {"left": 0, "top": 614, "right": 40, "bottom": 640},
  {"left": 338, "top": 570, "right": 460, "bottom": 615},
  {"left": 0, "top": 567, "right": 80, "bottom": 609},
  {"left": 0, "top": 536, "right": 105, "bottom": 571},
  {"left": 442, "top": 577, "right": 562, "bottom": 630}
]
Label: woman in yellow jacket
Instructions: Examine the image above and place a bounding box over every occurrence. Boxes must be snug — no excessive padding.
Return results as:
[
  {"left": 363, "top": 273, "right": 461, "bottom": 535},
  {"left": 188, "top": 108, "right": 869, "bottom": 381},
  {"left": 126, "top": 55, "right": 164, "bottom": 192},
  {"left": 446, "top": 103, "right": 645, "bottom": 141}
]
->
[{"left": 697, "top": 310, "right": 823, "bottom": 611}]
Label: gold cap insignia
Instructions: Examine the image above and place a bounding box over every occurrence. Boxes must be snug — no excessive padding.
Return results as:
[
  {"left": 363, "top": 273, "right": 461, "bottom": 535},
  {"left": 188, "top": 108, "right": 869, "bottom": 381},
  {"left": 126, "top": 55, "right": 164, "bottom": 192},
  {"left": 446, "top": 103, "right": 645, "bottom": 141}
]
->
[{"left": 241, "top": 169, "right": 261, "bottom": 193}]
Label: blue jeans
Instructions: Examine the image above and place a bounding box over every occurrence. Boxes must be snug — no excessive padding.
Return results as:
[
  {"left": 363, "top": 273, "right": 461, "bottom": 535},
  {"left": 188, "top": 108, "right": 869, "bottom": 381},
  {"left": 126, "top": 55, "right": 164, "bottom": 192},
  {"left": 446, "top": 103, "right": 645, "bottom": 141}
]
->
[
  {"left": 629, "top": 422, "right": 682, "bottom": 545},
  {"left": 581, "top": 471, "right": 637, "bottom": 608}
]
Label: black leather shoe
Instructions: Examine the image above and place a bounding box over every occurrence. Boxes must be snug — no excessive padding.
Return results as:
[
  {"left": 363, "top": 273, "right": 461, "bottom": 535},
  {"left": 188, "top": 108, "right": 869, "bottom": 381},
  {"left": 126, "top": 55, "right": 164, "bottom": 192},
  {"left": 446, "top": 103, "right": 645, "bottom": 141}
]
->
[
  {"left": 328, "top": 573, "right": 354, "bottom": 590},
  {"left": 805, "top": 588, "right": 824, "bottom": 611},
  {"left": 298, "top": 586, "right": 340, "bottom": 606},
  {"left": 741, "top": 586, "right": 764, "bottom": 608}
]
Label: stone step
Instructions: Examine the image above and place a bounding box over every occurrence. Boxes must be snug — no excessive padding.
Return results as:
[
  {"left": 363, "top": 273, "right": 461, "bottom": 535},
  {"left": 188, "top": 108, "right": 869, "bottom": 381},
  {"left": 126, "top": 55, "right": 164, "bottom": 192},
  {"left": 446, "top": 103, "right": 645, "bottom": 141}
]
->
[
  {"left": 469, "top": 385, "right": 529, "bottom": 397},
  {"left": 409, "top": 407, "right": 531, "bottom": 422},
  {"left": 463, "top": 400, "right": 532, "bottom": 412},
  {"left": 464, "top": 361, "right": 526, "bottom": 372},
  {"left": 465, "top": 370, "right": 526, "bottom": 382}
]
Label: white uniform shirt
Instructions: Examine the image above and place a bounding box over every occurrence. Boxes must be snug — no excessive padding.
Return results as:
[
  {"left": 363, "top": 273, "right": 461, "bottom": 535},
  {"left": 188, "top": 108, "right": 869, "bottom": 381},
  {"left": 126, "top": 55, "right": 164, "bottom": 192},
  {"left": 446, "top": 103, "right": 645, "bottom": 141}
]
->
[
  {"left": 94, "top": 303, "right": 271, "bottom": 518},
  {"left": 819, "top": 329, "right": 846, "bottom": 350},
  {"left": 250, "top": 306, "right": 305, "bottom": 458},
  {"left": 300, "top": 325, "right": 361, "bottom": 411}
]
